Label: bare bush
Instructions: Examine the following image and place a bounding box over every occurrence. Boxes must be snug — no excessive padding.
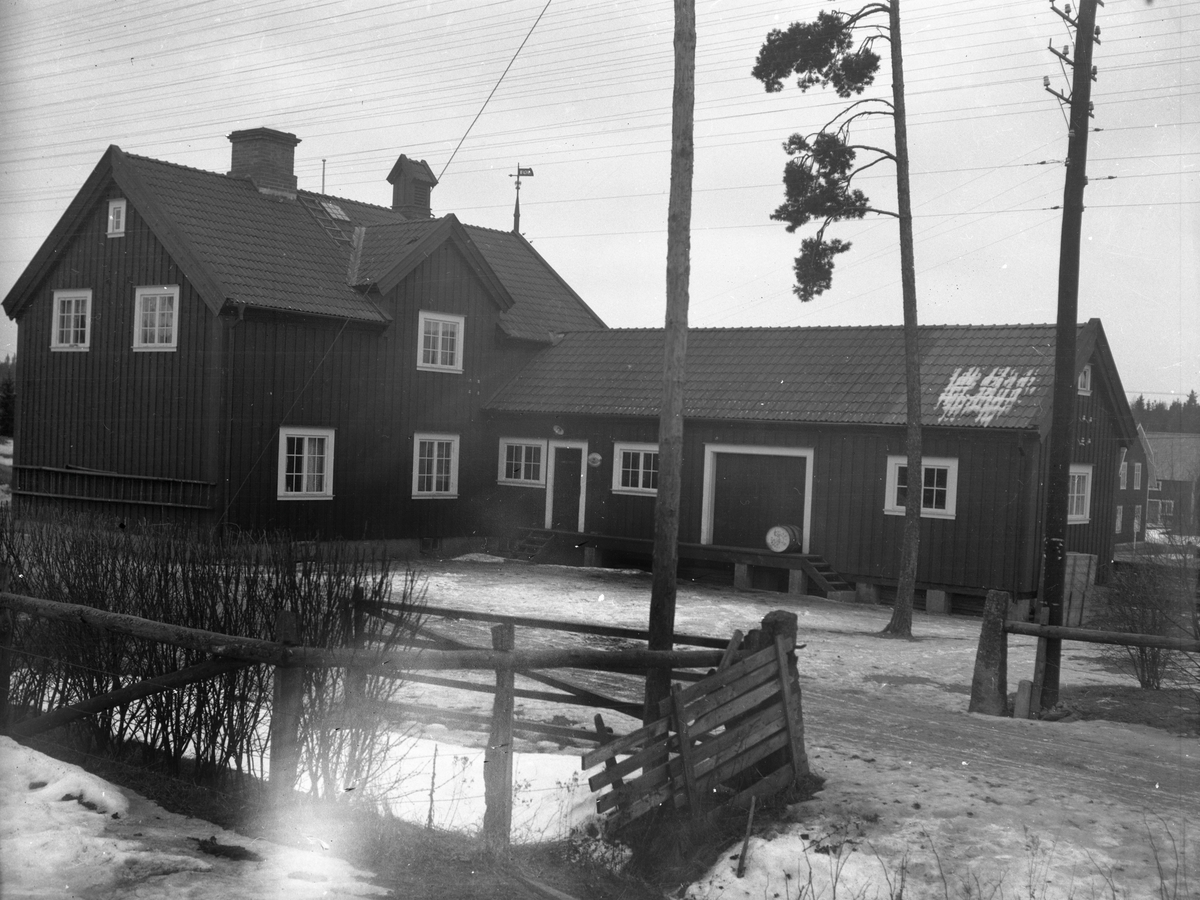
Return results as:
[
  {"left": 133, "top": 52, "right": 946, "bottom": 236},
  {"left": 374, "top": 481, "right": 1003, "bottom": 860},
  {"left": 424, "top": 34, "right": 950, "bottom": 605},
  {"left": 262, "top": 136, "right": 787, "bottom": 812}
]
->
[
  {"left": 0, "top": 513, "right": 422, "bottom": 804},
  {"left": 1095, "top": 539, "right": 1198, "bottom": 691}
]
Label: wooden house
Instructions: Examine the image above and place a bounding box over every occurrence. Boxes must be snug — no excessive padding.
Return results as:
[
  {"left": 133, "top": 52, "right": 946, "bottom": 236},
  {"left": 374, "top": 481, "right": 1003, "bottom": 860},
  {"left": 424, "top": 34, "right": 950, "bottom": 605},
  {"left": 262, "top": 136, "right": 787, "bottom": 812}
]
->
[
  {"left": 1143, "top": 432, "right": 1200, "bottom": 536},
  {"left": 1112, "top": 425, "right": 1152, "bottom": 547},
  {"left": 482, "top": 321, "right": 1140, "bottom": 612},
  {"left": 1, "top": 128, "right": 605, "bottom": 540},
  {"left": 3, "top": 128, "right": 1143, "bottom": 612}
]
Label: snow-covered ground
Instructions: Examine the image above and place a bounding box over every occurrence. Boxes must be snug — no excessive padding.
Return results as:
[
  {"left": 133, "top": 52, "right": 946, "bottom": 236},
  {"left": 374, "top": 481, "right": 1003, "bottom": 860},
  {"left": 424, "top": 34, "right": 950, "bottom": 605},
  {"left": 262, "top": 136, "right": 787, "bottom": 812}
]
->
[{"left": 2, "top": 555, "right": 1196, "bottom": 898}]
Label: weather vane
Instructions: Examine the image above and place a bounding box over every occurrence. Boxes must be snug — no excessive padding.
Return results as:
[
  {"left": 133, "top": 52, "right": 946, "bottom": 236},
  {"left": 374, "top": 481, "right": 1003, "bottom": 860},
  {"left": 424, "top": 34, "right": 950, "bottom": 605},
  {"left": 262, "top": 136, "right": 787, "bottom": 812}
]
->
[{"left": 510, "top": 164, "right": 533, "bottom": 234}]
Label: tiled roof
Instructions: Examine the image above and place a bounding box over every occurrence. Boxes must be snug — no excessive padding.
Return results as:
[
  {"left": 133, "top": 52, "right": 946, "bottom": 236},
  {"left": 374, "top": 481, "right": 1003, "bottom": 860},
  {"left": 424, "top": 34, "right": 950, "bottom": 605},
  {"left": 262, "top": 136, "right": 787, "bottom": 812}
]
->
[
  {"left": 114, "top": 151, "right": 603, "bottom": 334},
  {"left": 486, "top": 323, "right": 1091, "bottom": 429},
  {"left": 126, "top": 153, "right": 388, "bottom": 322},
  {"left": 465, "top": 226, "right": 606, "bottom": 340}
]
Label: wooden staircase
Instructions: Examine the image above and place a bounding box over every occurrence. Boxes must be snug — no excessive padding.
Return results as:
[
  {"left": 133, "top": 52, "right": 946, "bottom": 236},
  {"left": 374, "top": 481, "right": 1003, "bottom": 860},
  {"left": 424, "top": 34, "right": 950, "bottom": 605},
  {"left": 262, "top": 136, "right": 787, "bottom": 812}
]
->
[
  {"left": 797, "top": 555, "right": 853, "bottom": 595},
  {"left": 509, "top": 528, "right": 555, "bottom": 561}
]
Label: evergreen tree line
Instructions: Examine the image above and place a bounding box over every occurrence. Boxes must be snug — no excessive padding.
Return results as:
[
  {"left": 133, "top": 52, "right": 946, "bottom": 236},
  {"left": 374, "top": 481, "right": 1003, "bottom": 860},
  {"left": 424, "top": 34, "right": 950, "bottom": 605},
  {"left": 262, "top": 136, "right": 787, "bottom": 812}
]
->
[{"left": 1131, "top": 391, "right": 1200, "bottom": 434}]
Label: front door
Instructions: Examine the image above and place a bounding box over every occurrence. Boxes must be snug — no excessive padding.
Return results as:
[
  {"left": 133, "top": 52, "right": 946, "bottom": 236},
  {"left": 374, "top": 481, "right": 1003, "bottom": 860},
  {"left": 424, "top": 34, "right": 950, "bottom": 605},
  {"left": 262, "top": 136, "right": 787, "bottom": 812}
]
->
[
  {"left": 711, "top": 452, "right": 807, "bottom": 549},
  {"left": 546, "top": 443, "right": 586, "bottom": 531}
]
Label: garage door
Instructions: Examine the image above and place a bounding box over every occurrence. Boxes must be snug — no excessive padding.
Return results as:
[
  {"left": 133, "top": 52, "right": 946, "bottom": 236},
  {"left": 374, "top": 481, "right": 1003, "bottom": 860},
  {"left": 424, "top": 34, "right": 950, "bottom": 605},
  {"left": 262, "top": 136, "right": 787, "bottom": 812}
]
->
[{"left": 711, "top": 452, "right": 807, "bottom": 549}]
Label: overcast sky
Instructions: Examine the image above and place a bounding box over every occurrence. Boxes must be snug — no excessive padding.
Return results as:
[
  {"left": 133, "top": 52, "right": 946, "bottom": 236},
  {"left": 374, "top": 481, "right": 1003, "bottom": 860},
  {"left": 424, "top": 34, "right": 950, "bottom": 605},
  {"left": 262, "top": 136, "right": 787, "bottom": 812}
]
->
[{"left": 1, "top": 0, "right": 1195, "bottom": 402}]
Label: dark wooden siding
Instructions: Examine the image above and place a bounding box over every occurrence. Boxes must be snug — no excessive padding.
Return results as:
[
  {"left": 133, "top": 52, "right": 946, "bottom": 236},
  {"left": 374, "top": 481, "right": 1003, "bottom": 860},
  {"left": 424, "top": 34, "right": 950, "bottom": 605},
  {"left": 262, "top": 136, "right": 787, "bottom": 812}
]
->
[
  {"left": 219, "top": 242, "right": 523, "bottom": 539},
  {"left": 12, "top": 189, "right": 219, "bottom": 521},
  {"left": 484, "top": 412, "right": 1042, "bottom": 596}
]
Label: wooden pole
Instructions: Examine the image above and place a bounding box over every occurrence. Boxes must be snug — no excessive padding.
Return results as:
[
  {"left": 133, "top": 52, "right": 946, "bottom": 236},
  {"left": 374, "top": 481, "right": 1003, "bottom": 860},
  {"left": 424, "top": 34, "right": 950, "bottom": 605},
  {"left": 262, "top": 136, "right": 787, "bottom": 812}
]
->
[
  {"left": 483, "top": 623, "right": 515, "bottom": 856},
  {"left": 344, "top": 586, "right": 367, "bottom": 718},
  {"left": 270, "top": 610, "right": 303, "bottom": 803},
  {"left": 968, "top": 590, "right": 1010, "bottom": 716},
  {"left": 646, "top": 0, "right": 696, "bottom": 723},
  {"left": 1040, "top": 0, "right": 1101, "bottom": 710},
  {"left": 0, "top": 607, "right": 12, "bottom": 733}
]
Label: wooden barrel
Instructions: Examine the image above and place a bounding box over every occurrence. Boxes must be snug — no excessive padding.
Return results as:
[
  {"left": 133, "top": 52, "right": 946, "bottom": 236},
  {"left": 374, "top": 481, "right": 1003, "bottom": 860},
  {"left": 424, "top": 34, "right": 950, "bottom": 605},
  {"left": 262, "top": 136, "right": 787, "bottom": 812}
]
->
[{"left": 764, "top": 523, "right": 802, "bottom": 553}]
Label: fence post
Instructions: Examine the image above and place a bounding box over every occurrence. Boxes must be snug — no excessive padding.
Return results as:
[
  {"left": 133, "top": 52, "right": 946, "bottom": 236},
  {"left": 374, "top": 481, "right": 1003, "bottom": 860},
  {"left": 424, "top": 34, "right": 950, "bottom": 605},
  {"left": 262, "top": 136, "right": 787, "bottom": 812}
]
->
[
  {"left": 482, "top": 623, "right": 515, "bottom": 856},
  {"left": 0, "top": 564, "right": 12, "bottom": 733},
  {"left": 1031, "top": 606, "right": 1051, "bottom": 715},
  {"left": 270, "top": 610, "right": 303, "bottom": 803},
  {"left": 968, "top": 590, "right": 1010, "bottom": 715}
]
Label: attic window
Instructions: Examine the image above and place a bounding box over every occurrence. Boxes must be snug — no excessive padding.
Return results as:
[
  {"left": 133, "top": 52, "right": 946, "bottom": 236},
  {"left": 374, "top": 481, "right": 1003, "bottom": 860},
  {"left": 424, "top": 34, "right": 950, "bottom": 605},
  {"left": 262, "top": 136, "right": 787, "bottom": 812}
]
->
[
  {"left": 1077, "top": 364, "right": 1092, "bottom": 395},
  {"left": 107, "top": 199, "right": 126, "bottom": 237},
  {"left": 320, "top": 200, "right": 350, "bottom": 221}
]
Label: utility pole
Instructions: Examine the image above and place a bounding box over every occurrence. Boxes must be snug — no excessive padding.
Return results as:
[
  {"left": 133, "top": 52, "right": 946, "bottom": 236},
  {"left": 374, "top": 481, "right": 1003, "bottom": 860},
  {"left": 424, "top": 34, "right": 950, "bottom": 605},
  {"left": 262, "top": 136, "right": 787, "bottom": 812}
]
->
[
  {"left": 510, "top": 165, "right": 533, "bottom": 234},
  {"left": 1039, "top": 0, "right": 1102, "bottom": 711},
  {"left": 645, "top": 0, "right": 695, "bottom": 723}
]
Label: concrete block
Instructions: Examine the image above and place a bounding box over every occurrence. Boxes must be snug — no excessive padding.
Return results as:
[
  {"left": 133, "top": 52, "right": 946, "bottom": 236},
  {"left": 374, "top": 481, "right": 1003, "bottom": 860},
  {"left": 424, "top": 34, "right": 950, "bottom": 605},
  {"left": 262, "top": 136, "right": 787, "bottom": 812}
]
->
[
  {"left": 787, "top": 568, "right": 809, "bottom": 596},
  {"left": 854, "top": 582, "right": 880, "bottom": 605},
  {"left": 734, "top": 563, "right": 751, "bottom": 591},
  {"left": 925, "top": 589, "right": 950, "bottom": 615}
]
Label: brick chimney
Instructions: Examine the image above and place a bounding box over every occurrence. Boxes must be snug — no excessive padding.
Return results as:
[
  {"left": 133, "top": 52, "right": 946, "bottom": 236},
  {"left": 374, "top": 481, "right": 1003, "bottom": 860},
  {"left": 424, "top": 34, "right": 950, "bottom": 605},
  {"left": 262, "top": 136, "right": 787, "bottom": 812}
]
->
[
  {"left": 387, "top": 155, "right": 438, "bottom": 218},
  {"left": 228, "top": 127, "right": 301, "bottom": 196}
]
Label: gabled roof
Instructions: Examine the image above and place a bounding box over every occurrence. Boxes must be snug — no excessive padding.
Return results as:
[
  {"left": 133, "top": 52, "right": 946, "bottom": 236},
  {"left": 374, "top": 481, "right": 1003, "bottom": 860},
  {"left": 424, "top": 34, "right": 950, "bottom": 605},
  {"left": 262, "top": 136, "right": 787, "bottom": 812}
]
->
[
  {"left": 3, "top": 145, "right": 605, "bottom": 340},
  {"left": 487, "top": 319, "right": 1136, "bottom": 436}
]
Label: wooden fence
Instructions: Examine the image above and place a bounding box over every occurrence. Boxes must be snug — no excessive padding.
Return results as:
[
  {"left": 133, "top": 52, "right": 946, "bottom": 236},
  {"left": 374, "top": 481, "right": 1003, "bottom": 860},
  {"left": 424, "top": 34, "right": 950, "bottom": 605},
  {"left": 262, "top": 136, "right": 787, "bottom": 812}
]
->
[
  {"left": 0, "top": 587, "right": 809, "bottom": 853},
  {"left": 583, "top": 625, "right": 806, "bottom": 828},
  {"left": 968, "top": 589, "right": 1200, "bottom": 718}
]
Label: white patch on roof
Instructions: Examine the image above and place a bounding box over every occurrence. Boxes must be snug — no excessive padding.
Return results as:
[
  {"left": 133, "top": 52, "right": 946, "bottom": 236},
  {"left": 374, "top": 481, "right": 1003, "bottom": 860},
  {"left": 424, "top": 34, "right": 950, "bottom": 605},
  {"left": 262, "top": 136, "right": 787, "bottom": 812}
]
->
[{"left": 936, "top": 366, "right": 1039, "bottom": 426}]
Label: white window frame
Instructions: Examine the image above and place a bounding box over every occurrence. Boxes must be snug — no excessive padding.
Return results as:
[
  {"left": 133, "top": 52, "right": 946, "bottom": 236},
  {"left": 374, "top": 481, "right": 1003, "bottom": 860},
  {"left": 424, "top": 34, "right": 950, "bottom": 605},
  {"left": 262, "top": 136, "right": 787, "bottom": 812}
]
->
[
  {"left": 51, "top": 288, "right": 92, "bottom": 351},
  {"left": 1077, "top": 364, "right": 1092, "bottom": 395},
  {"left": 1133, "top": 462, "right": 1142, "bottom": 491},
  {"left": 497, "top": 438, "right": 547, "bottom": 487},
  {"left": 884, "top": 456, "right": 959, "bottom": 520},
  {"left": 413, "top": 433, "right": 460, "bottom": 498},
  {"left": 1134, "top": 504, "right": 1142, "bottom": 535},
  {"left": 107, "top": 199, "right": 126, "bottom": 237},
  {"left": 276, "top": 427, "right": 335, "bottom": 500},
  {"left": 133, "top": 285, "right": 179, "bottom": 351},
  {"left": 417, "top": 311, "right": 464, "bottom": 373},
  {"left": 1119, "top": 461, "right": 1127, "bottom": 491},
  {"left": 1114, "top": 504, "right": 1123, "bottom": 534},
  {"left": 1068, "top": 463, "right": 1093, "bottom": 524},
  {"left": 612, "top": 442, "right": 660, "bottom": 496}
]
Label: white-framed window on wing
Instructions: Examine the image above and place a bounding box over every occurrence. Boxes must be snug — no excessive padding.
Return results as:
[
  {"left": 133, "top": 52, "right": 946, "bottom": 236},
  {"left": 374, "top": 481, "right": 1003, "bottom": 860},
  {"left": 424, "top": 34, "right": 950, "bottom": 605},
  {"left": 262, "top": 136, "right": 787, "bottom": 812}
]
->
[
  {"left": 1133, "top": 463, "right": 1142, "bottom": 491},
  {"left": 51, "top": 289, "right": 92, "bottom": 350},
  {"left": 498, "top": 439, "right": 546, "bottom": 486},
  {"left": 417, "top": 311, "right": 463, "bottom": 372},
  {"left": 612, "top": 443, "right": 659, "bottom": 495},
  {"left": 413, "top": 433, "right": 459, "bottom": 498},
  {"left": 133, "top": 285, "right": 179, "bottom": 350},
  {"left": 1115, "top": 505, "right": 1123, "bottom": 534},
  {"left": 1068, "top": 464, "right": 1093, "bottom": 524},
  {"left": 107, "top": 199, "right": 126, "bottom": 237},
  {"left": 884, "top": 456, "right": 959, "bottom": 519},
  {"left": 1119, "top": 461, "right": 1127, "bottom": 490},
  {"left": 277, "top": 427, "right": 334, "bottom": 499}
]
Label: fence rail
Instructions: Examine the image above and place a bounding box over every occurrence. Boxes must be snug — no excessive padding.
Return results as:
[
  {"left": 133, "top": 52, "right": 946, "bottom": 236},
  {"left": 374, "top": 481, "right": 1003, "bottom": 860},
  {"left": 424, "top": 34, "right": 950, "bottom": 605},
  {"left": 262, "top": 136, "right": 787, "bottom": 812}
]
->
[{"left": 0, "top": 587, "right": 806, "bottom": 854}]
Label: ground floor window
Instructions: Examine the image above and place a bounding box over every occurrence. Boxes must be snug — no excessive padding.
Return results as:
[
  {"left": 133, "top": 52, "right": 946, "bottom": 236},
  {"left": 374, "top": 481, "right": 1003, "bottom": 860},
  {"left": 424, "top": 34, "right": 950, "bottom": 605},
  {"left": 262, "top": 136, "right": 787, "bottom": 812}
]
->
[
  {"left": 1068, "top": 464, "right": 1093, "bottom": 524},
  {"left": 498, "top": 438, "right": 546, "bottom": 486},
  {"left": 1115, "top": 504, "right": 1123, "bottom": 534},
  {"left": 612, "top": 443, "right": 659, "bottom": 495},
  {"left": 884, "top": 456, "right": 959, "bottom": 519},
  {"left": 277, "top": 427, "right": 334, "bottom": 499},
  {"left": 414, "top": 433, "right": 459, "bottom": 498}
]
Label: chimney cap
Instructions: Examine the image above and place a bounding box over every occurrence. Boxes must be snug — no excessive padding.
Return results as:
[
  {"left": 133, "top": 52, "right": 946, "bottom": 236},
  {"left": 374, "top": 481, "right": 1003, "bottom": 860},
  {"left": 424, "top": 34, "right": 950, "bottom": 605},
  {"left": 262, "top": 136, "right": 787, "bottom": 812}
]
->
[
  {"left": 387, "top": 155, "right": 438, "bottom": 187},
  {"left": 228, "top": 127, "right": 301, "bottom": 147}
]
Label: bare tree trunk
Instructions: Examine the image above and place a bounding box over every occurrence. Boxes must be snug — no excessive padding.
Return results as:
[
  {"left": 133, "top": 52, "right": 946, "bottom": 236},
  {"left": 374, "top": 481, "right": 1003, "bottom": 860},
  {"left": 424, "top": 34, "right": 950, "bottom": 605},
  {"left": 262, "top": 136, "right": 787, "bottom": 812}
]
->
[
  {"left": 882, "top": 0, "right": 922, "bottom": 638},
  {"left": 644, "top": 0, "right": 696, "bottom": 722}
]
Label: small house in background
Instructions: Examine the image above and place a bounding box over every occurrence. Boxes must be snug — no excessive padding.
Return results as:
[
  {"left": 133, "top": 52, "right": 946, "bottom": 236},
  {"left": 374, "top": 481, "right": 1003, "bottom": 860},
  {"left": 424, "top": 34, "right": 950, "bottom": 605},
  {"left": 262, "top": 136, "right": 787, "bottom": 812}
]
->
[
  {"left": 2, "top": 127, "right": 1144, "bottom": 615},
  {"left": 1143, "top": 432, "right": 1200, "bottom": 536}
]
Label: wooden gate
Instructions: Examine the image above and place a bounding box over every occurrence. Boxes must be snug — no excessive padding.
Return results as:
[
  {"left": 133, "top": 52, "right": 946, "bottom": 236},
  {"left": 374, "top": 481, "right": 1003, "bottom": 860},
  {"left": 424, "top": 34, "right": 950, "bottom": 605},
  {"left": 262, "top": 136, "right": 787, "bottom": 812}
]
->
[{"left": 582, "top": 633, "right": 804, "bottom": 827}]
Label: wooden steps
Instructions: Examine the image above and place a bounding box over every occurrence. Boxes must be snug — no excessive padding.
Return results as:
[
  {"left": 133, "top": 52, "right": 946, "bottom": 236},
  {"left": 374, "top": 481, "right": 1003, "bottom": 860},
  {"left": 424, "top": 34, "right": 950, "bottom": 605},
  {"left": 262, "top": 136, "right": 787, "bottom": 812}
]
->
[{"left": 509, "top": 528, "right": 555, "bottom": 560}]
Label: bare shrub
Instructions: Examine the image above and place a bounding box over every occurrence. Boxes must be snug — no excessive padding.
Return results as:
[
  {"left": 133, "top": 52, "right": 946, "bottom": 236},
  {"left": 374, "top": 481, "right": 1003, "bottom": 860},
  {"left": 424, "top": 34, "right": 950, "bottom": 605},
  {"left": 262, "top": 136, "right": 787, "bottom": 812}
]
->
[
  {"left": 0, "top": 512, "right": 422, "bottom": 804},
  {"left": 1096, "top": 539, "right": 1198, "bottom": 691}
]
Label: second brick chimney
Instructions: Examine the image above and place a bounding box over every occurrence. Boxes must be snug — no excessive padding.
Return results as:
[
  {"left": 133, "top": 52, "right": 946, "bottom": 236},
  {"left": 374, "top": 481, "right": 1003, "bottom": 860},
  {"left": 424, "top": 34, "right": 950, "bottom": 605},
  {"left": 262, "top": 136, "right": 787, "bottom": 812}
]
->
[{"left": 229, "top": 127, "right": 301, "bottom": 197}]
